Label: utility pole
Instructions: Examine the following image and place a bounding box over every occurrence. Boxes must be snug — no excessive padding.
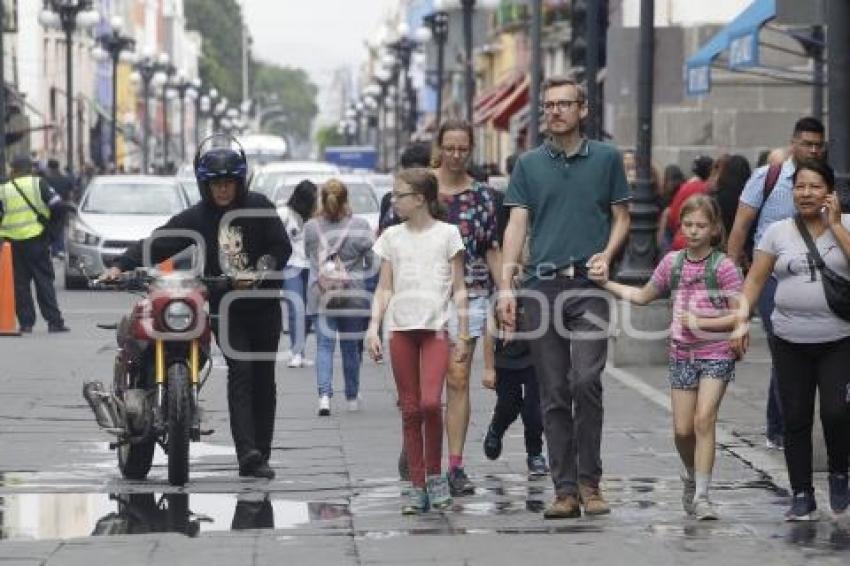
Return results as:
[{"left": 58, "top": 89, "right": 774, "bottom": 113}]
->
[
  {"left": 585, "top": 0, "right": 600, "bottom": 139},
  {"left": 827, "top": 0, "right": 850, "bottom": 205},
  {"left": 529, "top": 0, "right": 542, "bottom": 148},
  {"left": 0, "top": 5, "right": 7, "bottom": 179}
]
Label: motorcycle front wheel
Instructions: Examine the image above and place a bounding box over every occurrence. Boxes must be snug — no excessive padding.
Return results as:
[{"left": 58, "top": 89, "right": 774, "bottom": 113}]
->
[{"left": 166, "top": 362, "right": 192, "bottom": 486}]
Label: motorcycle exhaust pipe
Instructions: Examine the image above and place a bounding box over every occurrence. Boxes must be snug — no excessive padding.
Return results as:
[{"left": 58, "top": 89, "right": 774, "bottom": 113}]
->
[{"left": 82, "top": 381, "right": 120, "bottom": 430}]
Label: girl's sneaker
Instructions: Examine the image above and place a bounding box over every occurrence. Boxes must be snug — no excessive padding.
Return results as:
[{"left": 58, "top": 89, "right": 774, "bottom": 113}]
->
[
  {"left": 426, "top": 474, "right": 453, "bottom": 510},
  {"left": 828, "top": 473, "right": 849, "bottom": 514},
  {"left": 691, "top": 496, "right": 718, "bottom": 520},
  {"left": 401, "top": 487, "right": 429, "bottom": 515},
  {"left": 785, "top": 490, "right": 818, "bottom": 522}
]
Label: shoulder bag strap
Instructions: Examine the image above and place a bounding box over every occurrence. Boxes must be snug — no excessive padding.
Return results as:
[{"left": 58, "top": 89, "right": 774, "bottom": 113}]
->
[
  {"left": 9, "top": 177, "right": 49, "bottom": 225},
  {"left": 793, "top": 215, "right": 826, "bottom": 270},
  {"left": 317, "top": 218, "right": 353, "bottom": 260}
]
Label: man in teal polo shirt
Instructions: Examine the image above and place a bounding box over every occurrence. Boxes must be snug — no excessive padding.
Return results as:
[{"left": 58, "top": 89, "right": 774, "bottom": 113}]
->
[{"left": 498, "top": 76, "right": 630, "bottom": 519}]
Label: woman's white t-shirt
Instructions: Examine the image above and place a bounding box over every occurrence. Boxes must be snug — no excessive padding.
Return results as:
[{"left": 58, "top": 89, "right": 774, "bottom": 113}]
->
[{"left": 373, "top": 220, "right": 465, "bottom": 331}]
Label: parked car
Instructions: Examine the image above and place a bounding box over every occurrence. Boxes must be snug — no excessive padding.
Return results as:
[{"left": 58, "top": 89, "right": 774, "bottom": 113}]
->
[
  {"left": 267, "top": 174, "right": 380, "bottom": 232},
  {"left": 249, "top": 161, "right": 341, "bottom": 199},
  {"left": 367, "top": 174, "right": 394, "bottom": 201},
  {"left": 174, "top": 163, "right": 201, "bottom": 204},
  {"left": 64, "top": 176, "right": 192, "bottom": 289}
]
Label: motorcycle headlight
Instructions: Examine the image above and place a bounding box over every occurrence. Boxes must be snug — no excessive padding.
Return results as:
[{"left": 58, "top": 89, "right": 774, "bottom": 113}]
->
[{"left": 163, "top": 300, "right": 195, "bottom": 332}]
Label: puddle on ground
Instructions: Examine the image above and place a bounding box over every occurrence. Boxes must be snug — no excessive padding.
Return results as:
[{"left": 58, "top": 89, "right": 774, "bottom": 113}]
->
[{"left": 0, "top": 492, "right": 350, "bottom": 541}]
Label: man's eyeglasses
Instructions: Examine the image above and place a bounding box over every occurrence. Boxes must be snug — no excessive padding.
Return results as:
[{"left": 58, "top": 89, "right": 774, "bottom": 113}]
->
[
  {"left": 390, "top": 192, "right": 417, "bottom": 202},
  {"left": 795, "top": 140, "right": 826, "bottom": 151},
  {"left": 542, "top": 99, "right": 582, "bottom": 113},
  {"left": 441, "top": 146, "right": 470, "bottom": 156}
]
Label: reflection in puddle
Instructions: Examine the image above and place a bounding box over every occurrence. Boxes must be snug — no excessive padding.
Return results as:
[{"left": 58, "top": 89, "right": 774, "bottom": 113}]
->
[{"left": 0, "top": 492, "right": 350, "bottom": 541}]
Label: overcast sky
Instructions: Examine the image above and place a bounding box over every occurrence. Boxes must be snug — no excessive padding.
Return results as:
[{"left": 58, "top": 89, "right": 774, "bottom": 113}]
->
[{"left": 242, "top": 0, "right": 397, "bottom": 84}]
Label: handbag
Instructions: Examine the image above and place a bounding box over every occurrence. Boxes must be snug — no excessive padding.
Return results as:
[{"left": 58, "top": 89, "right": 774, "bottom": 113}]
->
[{"left": 794, "top": 215, "right": 850, "bottom": 322}]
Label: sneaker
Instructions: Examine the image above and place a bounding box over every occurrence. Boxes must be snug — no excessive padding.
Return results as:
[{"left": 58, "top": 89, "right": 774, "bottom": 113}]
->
[
  {"left": 318, "top": 395, "right": 331, "bottom": 416},
  {"left": 426, "top": 474, "right": 453, "bottom": 510},
  {"left": 526, "top": 454, "right": 549, "bottom": 479},
  {"left": 828, "top": 473, "right": 849, "bottom": 514},
  {"left": 347, "top": 398, "right": 360, "bottom": 412},
  {"left": 766, "top": 435, "right": 784, "bottom": 450},
  {"left": 19, "top": 326, "right": 32, "bottom": 334},
  {"left": 401, "top": 487, "right": 429, "bottom": 515},
  {"left": 543, "top": 494, "right": 581, "bottom": 519},
  {"left": 483, "top": 425, "right": 502, "bottom": 460},
  {"left": 287, "top": 353, "right": 304, "bottom": 368},
  {"left": 238, "top": 450, "right": 264, "bottom": 478},
  {"left": 682, "top": 475, "right": 696, "bottom": 515},
  {"left": 692, "top": 496, "right": 718, "bottom": 520},
  {"left": 578, "top": 483, "right": 611, "bottom": 516},
  {"left": 398, "top": 447, "right": 409, "bottom": 481},
  {"left": 447, "top": 467, "right": 475, "bottom": 497},
  {"left": 48, "top": 324, "right": 70, "bottom": 333},
  {"left": 785, "top": 490, "right": 818, "bottom": 522}
]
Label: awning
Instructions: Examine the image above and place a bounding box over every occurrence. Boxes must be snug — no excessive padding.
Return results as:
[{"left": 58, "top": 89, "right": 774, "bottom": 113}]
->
[
  {"left": 684, "top": 0, "right": 776, "bottom": 96},
  {"left": 473, "top": 72, "right": 524, "bottom": 126},
  {"left": 492, "top": 76, "right": 529, "bottom": 131}
]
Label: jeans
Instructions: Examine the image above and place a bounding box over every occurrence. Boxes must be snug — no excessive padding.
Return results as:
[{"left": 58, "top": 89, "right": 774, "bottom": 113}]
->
[
  {"left": 770, "top": 335, "right": 850, "bottom": 493},
  {"left": 316, "top": 314, "right": 366, "bottom": 399},
  {"left": 281, "top": 266, "right": 313, "bottom": 356},
  {"left": 522, "top": 276, "right": 610, "bottom": 497},
  {"left": 757, "top": 275, "right": 784, "bottom": 441},
  {"left": 491, "top": 365, "right": 544, "bottom": 457},
  {"left": 11, "top": 234, "right": 64, "bottom": 329}
]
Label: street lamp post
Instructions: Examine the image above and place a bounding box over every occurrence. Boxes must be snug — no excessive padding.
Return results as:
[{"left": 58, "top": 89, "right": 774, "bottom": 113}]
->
[
  {"left": 158, "top": 56, "right": 176, "bottom": 172},
  {"left": 93, "top": 16, "right": 135, "bottom": 170},
  {"left": 421, "top": 10, "right": 449, "bottom": 129},
  {"left": 169, "top": 76, "right": 198, "bottom": 163},
  {"left": 39, "top": 1, "right": 100, "bottom": 176},
  {"left": 616, "top": 0, "right": 657, "bottom": 284},
  {"left": 529, "top": 0, "right": 542, "bottom": 147},
  {"left": 130, "top": 53, "right": 169, "bottom": 174}
]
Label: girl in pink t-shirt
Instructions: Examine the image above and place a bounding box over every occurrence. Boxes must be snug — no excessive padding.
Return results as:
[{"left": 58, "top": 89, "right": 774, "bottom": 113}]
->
[{"left": 591, "top": 194, "right": 742, "bottom": 521}]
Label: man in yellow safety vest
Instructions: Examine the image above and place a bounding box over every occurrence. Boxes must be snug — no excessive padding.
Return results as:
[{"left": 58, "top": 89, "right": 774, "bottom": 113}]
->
[{"left": 0, "top": 155, "right": 69, "bottom": 333}]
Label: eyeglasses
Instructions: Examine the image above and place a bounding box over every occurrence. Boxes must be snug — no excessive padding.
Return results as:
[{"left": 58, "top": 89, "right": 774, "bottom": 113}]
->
[
  {"left": 390, "top": 192, "right": 417, "bottom": 202},
  {"left": 441, "top": 146, "right": 470, "bottom": 156},
  {"left": 795, "top": 140, "right": 826, "bottom": 151},
  {"left": 542, "top": 99, "right": 582, "bottom": 113}
]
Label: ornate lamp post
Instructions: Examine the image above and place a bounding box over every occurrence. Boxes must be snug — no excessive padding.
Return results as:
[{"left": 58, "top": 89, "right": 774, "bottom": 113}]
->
[
  {"left": 92, "top": 15, "right": 135, "bottom": 169},
  {"left": 435, "top": 0, "right": 499, "bottom": 122},
  {"left": 419, "top": 10, "right": 449, "bottom": 129},
  {"left": 129, "top": 51, "right": 169, "bottom": 173},
  {"left": 156, "top": 55, "right": 176, "bottom": 172},
  {"left": 168, "top": 75, "right": 199, "bottom": 164},
  {"left": 39, "top": 0, "right": 101, "bottom": 175}
]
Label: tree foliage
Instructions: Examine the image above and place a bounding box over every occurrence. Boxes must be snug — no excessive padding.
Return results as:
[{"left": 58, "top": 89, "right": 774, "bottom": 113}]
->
[
  {"left": 252, "top": 61, "right": 318, "bottom": 143},
  {"left": 183, "top": 0, "right": 245, "bottom": 103},
  {"left": 183, "top": 0, "right": 319, "bottom": 143},
  {"left": 315, "top": 125, "right": 346, "bottom": 156}
]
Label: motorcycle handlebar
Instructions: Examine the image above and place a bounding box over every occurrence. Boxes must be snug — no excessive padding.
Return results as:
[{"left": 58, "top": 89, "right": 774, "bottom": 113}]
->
[{"left": 88, "top": 271, "right": 248, "bottom": 292}]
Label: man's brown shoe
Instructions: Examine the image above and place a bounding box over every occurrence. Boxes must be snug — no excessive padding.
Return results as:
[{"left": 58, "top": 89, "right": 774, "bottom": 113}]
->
[
  {"left": 543, "top": 494, "right": 581, "bottom": 519},
  {"left": 579, "top": 483, "right": 611, "bottom": 515}
]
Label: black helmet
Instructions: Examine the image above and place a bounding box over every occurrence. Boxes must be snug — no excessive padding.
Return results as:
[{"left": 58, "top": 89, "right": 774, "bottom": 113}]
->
[{"left": 194, "top": 146, "right": 248, "bottom": 206}]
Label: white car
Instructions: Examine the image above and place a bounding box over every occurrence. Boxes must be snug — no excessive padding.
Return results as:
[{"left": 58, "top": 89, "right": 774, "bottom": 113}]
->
[
  {"left": 268, "top": 174, "right": 380, "bottom": 233},
  {"left": 250, "top": 161, "right": 341, "bottom": 198},
  {"left": 64, "top": 176, "right": 192, "bottom": 289}
]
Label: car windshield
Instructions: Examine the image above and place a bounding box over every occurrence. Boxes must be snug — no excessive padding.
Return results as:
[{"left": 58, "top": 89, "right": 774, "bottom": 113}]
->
[
  {"left": 252, "top": 172, "right": 287, "bottom": 198},
  {"left": 276, "top": 182, "right": 378, "bottom": 214},
  {"left": 81, "top": 182, "right": 185, "bottom": 214},
  {"left": 177, "top": 178, "right": 201, "bottom": 204}
]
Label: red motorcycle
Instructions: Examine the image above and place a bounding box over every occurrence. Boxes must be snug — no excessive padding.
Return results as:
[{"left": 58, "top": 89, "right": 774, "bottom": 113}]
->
[{"left": 83, "top": 268, "right": 229, "bottom": 486}]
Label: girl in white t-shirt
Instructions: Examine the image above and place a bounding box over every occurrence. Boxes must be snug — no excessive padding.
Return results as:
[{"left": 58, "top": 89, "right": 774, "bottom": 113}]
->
[{"left": 367, "top": 168, "right": 469, "bottom": 514}]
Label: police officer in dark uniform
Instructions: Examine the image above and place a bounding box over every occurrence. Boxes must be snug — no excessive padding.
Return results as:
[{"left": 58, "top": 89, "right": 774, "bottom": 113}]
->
[{"left": 104, "top": 143, "right": 291, "bottom": 479}]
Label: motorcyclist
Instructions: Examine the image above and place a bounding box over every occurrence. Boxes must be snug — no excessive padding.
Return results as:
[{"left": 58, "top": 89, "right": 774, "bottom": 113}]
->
[{"left": 103, "top": 143, "right": 291, "bottom": 479}]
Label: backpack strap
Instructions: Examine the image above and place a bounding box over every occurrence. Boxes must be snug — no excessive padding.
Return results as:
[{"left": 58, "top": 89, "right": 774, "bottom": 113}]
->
[
  {"left": 316, "top": 218, "right": 353, "bottom": 262},
  {"left": 762, "top": 163, "right": 783, "bottom": 204},
  {"left": 669, "top": 250, "right": 687, "bottom": 294},
  {"left": 704, "top": 249, "right": 727, "bottom": 307}
]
